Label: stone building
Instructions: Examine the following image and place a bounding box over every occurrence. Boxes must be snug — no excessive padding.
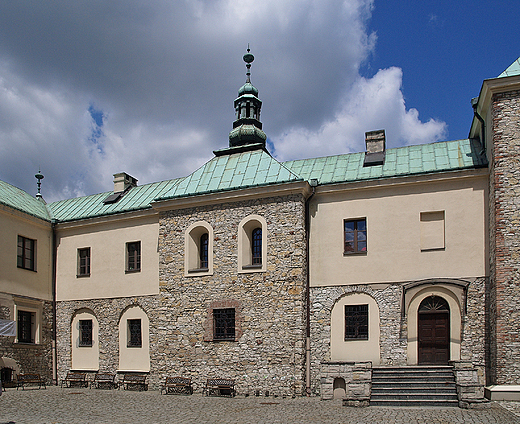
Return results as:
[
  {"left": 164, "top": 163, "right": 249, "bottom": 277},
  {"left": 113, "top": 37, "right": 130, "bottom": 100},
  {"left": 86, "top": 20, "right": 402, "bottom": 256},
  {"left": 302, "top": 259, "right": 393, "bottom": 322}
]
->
[{"left": 1, "top": 53, "right": 520, "bottom": 403}]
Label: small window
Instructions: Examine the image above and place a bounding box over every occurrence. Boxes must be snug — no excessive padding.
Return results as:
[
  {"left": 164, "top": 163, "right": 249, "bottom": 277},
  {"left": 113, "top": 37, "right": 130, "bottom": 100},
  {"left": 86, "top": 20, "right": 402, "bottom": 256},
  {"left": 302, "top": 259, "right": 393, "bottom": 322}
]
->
[
  {"left": 127, "top": 319, "right": 142, "bottom": 347},
  {"left": 199, "top": 233, "right": 209, "bottom": 269},
  {"left": 344, "top": 219, "right": 367, "bottom": 254},
  {"left": 17, "top": 310, "right": 34, "bottom": 343},
  {"left": 213, "top": 308, "right": 235, "bottom": 341},
  {"left": 17, "top": 235, "right": 36, "bottom": 271},
  {"left": 126, "top": 241, "right": 141, "bottom": 272},
  {"left": 77, "top": 248, "right": 91, "bottom": 277},
  {"left": 251, "top": 228, "right": 262, "bottom": 265},
  {"left": 79, "top": 319, "right": 93, "bottom": 347},
  {"left": 345, "top": 304, "right": 368, "bottom": 340}
]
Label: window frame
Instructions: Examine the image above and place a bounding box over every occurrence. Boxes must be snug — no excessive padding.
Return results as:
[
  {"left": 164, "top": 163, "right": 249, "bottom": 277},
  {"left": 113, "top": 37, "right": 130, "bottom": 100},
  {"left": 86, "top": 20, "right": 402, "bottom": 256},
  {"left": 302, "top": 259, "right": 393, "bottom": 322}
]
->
[
  {"left": 17, "top": 310, "right": 34, "bottom": 344},
  {"left": 126, "top": 241, "right": 141, "bottom": 273},
  {"left": 127, "top": 318, "right": 142, "bottom": 348},
  {"left": 344, "top": 304, "right": 369, "bottom": 341},
  {"left": 17, "top": 235, "right": 36, "bottom": 271},
  {"left": 78, "top": 319, "right": 93, "bottom": 347},
  {"left": 238, "top": 215, "right": 267, "bottom": 273},
  {"left": 185, "top": 221, "right": 213, "bottom": 276},
  {"left": 251, "top": 228, "right": 262, "bottom": 265},
  {"left": 343, "top": 218, "right": 367, "bottom": 255},
  {"left": 213, "top": 308, "right": 236, "bottom": 341},
  {"left": 77, "top": 247, "right": 91, "bottom": 277}
]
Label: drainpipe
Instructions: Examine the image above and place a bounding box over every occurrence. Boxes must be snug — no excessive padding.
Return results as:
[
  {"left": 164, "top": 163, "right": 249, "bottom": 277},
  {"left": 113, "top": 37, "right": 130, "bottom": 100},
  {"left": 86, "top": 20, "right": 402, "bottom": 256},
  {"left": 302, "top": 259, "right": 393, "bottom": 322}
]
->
[
  {"left": 51, "top": 220, "right": 58, "bottom": 385},
  {"left": 305, "top": 179, "right": 318, "bottom": 396},
  {"left": 471, "top": 97, "right": 486, "bottom": 155}
]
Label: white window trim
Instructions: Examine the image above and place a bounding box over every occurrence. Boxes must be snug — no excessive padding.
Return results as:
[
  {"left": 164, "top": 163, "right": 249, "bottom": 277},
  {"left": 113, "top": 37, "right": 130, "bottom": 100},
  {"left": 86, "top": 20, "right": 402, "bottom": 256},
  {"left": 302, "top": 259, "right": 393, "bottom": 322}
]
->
[
  {"left": 184, "top": 221, "right": 213, "bottom": 276},
  {"left": 238, "top": 214, "right": 267, "bottom": 273},
  {"left": 13, "top": 299, "right": 42, "bottom": 345}
]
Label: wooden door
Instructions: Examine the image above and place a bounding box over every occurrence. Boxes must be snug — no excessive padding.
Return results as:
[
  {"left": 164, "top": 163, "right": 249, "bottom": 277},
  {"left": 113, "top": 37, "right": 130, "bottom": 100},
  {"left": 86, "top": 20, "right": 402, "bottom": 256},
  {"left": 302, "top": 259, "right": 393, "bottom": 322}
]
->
[{"left": 418, "top": 296, "right": 450, "bottom": 365}]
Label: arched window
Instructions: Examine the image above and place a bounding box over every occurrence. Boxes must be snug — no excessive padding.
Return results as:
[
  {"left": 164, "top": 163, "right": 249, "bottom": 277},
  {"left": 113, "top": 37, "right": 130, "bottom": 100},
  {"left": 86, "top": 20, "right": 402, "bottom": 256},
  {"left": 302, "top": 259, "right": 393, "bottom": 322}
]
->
[
  {"left": 200, "top": 233, "right": 209, "bottom": 269},
  {"left": 251, "top": 228, "right": 262, "bottom": 265}
]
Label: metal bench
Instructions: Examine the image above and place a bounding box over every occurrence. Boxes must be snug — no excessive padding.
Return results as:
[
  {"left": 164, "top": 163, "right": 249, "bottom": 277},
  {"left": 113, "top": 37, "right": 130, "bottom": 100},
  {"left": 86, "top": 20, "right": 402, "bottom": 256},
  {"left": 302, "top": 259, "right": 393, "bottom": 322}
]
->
[
  {"left": 16, "top": 374, "right": 46, "bottom": 390},
  {"left": 203, "top": 378, "right": 235, "bottom": 397},
  {"left": 91, "top": 372, "right": 117, "bottom": 389},
  {"left": 61, "top": 372, "right": 88, "bottom": 388},
  {"left": 120, "top": 374, "right": 148, "bottom": 391},
  {"left": 160, "top": 376, "right": 193, "bottom": 395}
]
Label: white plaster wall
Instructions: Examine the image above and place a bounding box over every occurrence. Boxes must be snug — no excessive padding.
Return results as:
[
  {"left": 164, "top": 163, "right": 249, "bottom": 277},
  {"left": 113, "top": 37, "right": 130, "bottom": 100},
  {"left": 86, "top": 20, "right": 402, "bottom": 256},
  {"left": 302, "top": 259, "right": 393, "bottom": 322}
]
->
[
  {"left": 71, "top": 310, "right": 99, "bottom": 371},
  {"left": 118, "top": 306, "right": 150, "bottom": 372},
  {"left": 0, "top": 208, "right": 52, "bottom": 300},
  {"left": 56, "top": 215, "right": 159, "bottom": 301},
  {"left": 309, "top": 175, "right": 487, "bottom": 287}
]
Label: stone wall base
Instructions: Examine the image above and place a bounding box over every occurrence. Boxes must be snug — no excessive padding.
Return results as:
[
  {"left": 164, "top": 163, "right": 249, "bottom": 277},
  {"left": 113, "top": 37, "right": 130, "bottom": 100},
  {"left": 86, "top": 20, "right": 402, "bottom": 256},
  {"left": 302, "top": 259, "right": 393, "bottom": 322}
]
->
[
  {"left": 450, "top": 360, "right": 485, "bottom": 406},
  {"left": 320, "top": 361, "right": 371, "bottom": 403}
]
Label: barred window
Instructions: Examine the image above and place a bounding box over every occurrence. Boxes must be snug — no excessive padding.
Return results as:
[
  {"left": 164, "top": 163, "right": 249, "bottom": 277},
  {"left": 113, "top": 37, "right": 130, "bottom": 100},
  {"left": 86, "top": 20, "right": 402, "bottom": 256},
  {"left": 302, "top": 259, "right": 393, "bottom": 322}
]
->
[
  {"left": 345, "top": 304, "right": 368, "bottom": 340},
  {"left": 251, "top": 228, "right": 262, "bottom": 265},
  {"left": 79, "top": 319, "right": 93, "bottom": 347},
  {"left": 127, "top": 319, "right": 142, "bottom": 347},
  {"left": 126, "top": 241, "right": 141, "bottom": 272},
  {"left": 213, "top": 308, "right": 235, "bottom": 341},
  {"left": 17, "top": 235, "right": 36, "bottom": 271}
]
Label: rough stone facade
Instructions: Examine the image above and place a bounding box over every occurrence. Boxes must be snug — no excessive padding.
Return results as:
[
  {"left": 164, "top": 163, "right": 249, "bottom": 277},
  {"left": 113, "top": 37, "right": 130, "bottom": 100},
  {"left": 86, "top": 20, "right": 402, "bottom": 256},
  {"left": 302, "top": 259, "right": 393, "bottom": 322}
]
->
[
  {"left": 489, "top": 89, "right": 520, "bottom": 385},
  {"left": 156, "top": 194, "right": 307, "bottom": 396},
  {"left": 0, "top": 298, "right": 53, "bottom": 384},
  {"left": 320, "top": 361, "right": 371, "bottom": 403}
]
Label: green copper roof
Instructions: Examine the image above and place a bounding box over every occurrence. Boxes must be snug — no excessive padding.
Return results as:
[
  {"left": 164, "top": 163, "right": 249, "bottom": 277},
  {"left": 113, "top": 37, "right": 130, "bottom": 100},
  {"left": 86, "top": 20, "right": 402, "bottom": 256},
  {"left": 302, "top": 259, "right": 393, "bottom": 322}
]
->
[
  {"left": 0, "top": 180, "right": 51, "bottom": 221},
  {"left": 498, "top": 57, "right": 520, "bottom": 78},
  {"left": 283, "top": 139, "right": 487, "bottom": 185},
  {"left": 157, "top": 149, "right": 302, "bottom": 201},
  {"left": 48, "top": 178, "right": 182, "bottom": 222}
]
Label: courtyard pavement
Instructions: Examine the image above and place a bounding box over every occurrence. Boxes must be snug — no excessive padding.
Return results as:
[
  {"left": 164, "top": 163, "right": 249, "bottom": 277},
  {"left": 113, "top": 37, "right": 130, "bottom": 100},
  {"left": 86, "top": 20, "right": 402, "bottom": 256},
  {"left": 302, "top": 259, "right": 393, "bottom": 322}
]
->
[{"left": 1, "top": 386, "right": 520, "bottom": 424}]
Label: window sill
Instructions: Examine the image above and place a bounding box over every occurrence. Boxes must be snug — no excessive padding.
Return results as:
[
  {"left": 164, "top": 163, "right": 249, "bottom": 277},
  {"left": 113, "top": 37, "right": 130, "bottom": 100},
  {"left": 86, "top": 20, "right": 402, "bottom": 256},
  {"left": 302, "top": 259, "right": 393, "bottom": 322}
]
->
[
  {"left": 188, "top": 268, "right": 209, "bottom": 273},
  {"left": 343, "top": 251, "right": 367, "bottom": 256},
  {"left": 420, "top": 247, "right": 445, "bottom": 252},
  {"left": 76, "top": 274, "right": 90, "bottom": 278},
  {"left": 344, "top": 338, "right": 369, "bottom": 341},
  {"left": 13, "top": 342, "right": 42, "bottom": 349},
  {"left": 127, "top": 345, "right": 143, "bottom": 348},
  {"left": 125, "top": 269, "right": 141, "bottom": 274},
  {"left": 212, "top": 339, "right": 236, "bottom": 342},
  {"left": 78, "top": 345, "right": 93, "bottom": 348},
  {"left": 17, "top": 266, "right": 37, "bottom": 272}
]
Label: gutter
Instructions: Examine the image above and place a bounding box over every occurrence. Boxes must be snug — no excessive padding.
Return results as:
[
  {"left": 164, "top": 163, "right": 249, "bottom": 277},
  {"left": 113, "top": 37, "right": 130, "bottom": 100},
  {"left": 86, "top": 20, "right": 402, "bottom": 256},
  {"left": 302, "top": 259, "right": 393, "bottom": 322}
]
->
[
  {"left": 304, "top": 179, "right": 317, "bottom": 396},
  {"left": 51, "top": 220, "right": 58, "bottom": 385}
]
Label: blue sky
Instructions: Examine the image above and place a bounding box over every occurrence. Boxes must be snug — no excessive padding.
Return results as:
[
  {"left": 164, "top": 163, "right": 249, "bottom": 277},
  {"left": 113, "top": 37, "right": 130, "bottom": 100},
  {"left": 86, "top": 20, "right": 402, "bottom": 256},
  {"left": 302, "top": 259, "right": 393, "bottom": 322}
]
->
[{"left": 0, "top": 0, "right": 518, "bottom": 202}]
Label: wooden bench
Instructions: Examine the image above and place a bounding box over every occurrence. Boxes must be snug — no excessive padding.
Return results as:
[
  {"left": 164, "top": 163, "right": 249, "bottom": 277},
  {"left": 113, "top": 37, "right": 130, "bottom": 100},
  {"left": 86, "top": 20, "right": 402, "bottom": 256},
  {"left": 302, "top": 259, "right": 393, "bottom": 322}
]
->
[
  {"left": 203, "top": 378, "right": 235, "bottom": 397},
  {"left": 91, "top": 373, "right": 117, "bottom": 389},
  {"left": 160, "top": 376, "right": 193, "bottom": 395},
  {"left": 120, "top": 374, "right": 148, "bottom": 391},
  {"left": 16, "top": 374, "right": 46, "bottom": 390},
  {"left": 61, "top": 372, "right": 88, "bottom": 388}
]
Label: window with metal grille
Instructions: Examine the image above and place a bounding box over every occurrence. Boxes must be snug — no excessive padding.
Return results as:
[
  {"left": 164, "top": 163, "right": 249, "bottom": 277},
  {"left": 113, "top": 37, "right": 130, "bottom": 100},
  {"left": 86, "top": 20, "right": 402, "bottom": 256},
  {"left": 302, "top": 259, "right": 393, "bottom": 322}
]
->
[
  {"left": 127, "top": 319, "right": 142, "bottom": 347},
  {"left": 79, "top": 319, "right": 93, "bottom": 347},
  {"left": 199, "top": 233, "right": 209, "bottom": 269},
  {"left": 344, "top": 219, "right": 367, "bottom": 254},
  {"left": 126, "top": 241, "right": 141, "bottom": 272},
  {"left": 344, "top": 304, "right": 368, "bottom": 340},
  {"left": 251, "top": 228, "right": 262, "bottom": 265},
  {"left": 213, "top": 308, "right": 235, "bottom": 341},
  {"left": 17, "top": 236, "right": 36, "bottom": 271},
  {"left": 17, "top": 310, "right": 34, "bottom": 343},
  {"left": 77, "top": 248, "right": 91, "bottom": 276}
]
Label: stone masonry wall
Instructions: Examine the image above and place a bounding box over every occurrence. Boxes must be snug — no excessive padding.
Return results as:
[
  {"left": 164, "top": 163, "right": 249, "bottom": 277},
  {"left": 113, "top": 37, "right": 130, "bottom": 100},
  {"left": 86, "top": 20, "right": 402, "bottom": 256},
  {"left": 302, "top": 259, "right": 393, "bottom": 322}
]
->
[
  {"left": 156, "top": 194, "right": 307, "bottom": 396},
  {"left": 490, "top": 89, "right": 520, "bottom": 385},
  {"left": 0, "top": 298, "right": 53, "bottom": 384}
]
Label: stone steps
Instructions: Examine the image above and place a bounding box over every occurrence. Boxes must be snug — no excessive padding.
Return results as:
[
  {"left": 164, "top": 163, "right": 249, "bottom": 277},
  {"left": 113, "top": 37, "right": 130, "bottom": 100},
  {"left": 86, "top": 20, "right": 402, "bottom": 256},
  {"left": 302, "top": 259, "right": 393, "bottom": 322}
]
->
[{"left": 370, "top": 366, "right": 458, "bottom": 407}]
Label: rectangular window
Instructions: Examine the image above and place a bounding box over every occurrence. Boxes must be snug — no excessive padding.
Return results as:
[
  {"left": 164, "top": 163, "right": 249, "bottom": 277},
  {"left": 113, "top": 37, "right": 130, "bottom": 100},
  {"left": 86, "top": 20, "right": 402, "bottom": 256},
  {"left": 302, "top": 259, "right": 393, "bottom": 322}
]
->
[
  {"left": 127, "top": 319, "right": 142, "bottom": 347},
  {"left": 17, "top": 310, "right": 34, "bottom": 343},
  {"left": 420, "top": 211, "right": 445, "bottom": 251},
  {"left": 17, "top": 236, "right": 36, "bottom": 271},
  {"left": 344, "top": 219, "right": 367, "bottom": 254},
  {"left": 77, "top": 248, "right": 91, "bottom": 277},
  {"left": 345, "top": 304, "right": 368, "bottom": 340},
  {"left": 213, "top": 308, "right": 235, "bottom": 341},
  {"left": 79, "top": 319, "right": 93, "bottom": 347},
  {"left": 126, "top": 241, "right": 141, "bottom": 272}
]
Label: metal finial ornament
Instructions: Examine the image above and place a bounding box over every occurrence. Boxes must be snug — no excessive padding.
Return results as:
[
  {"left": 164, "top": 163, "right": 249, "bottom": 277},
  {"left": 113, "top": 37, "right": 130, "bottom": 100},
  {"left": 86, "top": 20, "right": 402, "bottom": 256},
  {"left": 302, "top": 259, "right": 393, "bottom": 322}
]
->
[
  {"left": 35, "top": 168, "right": 44, "bottom": 197},
  {"left": 243, "top": 44, "right": 254, "bottom": 83}
]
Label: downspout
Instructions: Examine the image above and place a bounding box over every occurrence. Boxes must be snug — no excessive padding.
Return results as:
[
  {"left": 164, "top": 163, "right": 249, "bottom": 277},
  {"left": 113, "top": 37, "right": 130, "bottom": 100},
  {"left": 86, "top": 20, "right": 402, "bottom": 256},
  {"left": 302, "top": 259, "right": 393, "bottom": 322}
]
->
[
  {"left": 305, "top": 179, "right": 317, "bottom": 396},
  {"left": 472, "top": 97, "right": 486, "bottom": 155},
  {"left": 51, "top": 220, "right": 58, "bottom": 385}
]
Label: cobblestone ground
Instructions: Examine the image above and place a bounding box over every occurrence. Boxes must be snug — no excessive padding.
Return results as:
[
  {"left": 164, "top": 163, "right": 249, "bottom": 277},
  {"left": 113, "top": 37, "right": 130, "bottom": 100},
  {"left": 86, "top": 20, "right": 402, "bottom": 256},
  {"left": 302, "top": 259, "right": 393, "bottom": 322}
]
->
[{"left": 1, "top": 386, "right": 520, "bottom": 424}]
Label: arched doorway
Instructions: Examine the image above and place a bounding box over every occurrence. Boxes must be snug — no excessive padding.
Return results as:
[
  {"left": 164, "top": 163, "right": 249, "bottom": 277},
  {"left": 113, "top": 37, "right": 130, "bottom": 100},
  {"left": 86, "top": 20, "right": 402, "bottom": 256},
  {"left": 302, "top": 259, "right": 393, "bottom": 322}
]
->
[{"left": 418, "top": 296, "right": 450, "bottom": 364}]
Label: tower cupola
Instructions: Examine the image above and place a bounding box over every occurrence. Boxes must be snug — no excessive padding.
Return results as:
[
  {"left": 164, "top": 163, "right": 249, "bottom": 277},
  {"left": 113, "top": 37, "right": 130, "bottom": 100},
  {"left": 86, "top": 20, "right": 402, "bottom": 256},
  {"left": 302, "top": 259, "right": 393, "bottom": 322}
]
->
[{"left": 228, "top": 46, "right": 267, "bottom": 148}]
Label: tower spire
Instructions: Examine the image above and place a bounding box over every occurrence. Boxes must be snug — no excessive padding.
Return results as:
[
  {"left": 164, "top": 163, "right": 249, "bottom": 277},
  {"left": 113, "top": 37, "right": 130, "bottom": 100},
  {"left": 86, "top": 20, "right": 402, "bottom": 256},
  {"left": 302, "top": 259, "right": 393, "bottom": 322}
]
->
[
  {"left": 35, "top": 168, "right": 44, "bottom": 199},
  {"left": 228, "top": 46, "right": 267, "bottom": 148}
]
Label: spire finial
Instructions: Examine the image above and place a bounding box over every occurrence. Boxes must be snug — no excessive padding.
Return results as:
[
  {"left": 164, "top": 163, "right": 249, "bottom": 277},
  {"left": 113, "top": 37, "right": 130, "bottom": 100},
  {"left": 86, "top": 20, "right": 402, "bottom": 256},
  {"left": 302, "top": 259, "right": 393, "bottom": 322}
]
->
[
  {"left": 243, "top": 44, "right": 254, "bottom": 83},
  {"left": 35, "top": 168, "right": 44, "bottom": 198}
]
